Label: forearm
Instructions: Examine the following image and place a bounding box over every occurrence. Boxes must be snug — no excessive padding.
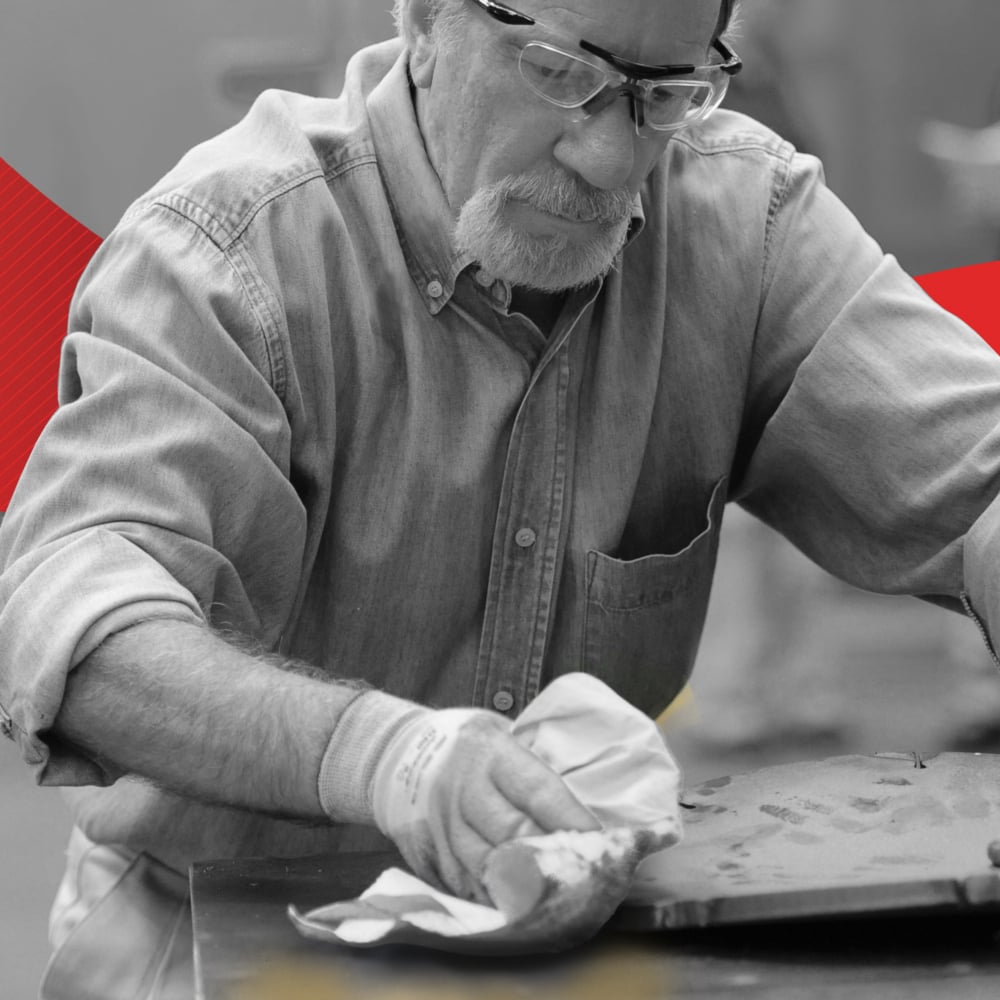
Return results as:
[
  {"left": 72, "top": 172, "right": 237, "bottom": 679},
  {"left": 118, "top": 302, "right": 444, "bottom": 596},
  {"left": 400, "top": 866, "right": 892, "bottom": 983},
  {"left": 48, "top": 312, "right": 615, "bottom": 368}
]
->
[
  {"left": 53, "top": 618, "right": 370, "bottom": 820},
  {"left": 50, "top": 620, "right": 609, "bottom": 906}
]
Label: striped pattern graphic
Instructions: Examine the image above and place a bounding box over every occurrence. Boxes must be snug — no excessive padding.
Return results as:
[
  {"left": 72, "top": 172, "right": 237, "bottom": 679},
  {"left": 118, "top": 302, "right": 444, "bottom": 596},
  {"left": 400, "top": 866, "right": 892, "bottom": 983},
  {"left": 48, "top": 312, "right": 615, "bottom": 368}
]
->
[{"left": 1, "top": 158, "right": 102, "bottom": 509}]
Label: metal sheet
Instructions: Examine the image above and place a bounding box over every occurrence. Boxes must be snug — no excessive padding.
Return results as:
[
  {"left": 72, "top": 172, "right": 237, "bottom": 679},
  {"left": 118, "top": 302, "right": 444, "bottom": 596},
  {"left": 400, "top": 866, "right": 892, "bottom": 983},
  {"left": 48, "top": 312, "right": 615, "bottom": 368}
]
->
[{"left": 616, "top": 752, "right": 1000, "bottom": 929}]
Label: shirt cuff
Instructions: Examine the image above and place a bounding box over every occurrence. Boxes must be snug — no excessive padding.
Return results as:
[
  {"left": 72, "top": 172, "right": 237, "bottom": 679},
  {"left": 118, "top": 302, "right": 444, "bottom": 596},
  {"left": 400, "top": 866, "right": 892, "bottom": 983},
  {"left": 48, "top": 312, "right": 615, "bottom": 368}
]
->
[
  {"left": 0, "top": 528, "right": 205, "bottom": 778},
  {"left": 317, "top": 689, "right": 429, "bottom": 823},
  {"left": 962, "top": 486, "right": 1000, "bottom": 661}
]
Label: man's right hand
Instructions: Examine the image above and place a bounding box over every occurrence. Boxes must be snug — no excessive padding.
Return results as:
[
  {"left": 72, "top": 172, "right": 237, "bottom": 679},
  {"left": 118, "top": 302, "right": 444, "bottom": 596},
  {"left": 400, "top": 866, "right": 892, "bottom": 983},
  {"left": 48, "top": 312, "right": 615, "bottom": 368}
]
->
[{"left": 370, "top": 708, "right": 601, "bottom": 904}]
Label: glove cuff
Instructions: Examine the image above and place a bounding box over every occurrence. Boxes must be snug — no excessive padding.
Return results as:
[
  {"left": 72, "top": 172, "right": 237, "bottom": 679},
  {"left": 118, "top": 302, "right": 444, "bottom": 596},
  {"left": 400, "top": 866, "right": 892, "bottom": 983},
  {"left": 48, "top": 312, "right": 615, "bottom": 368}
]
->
[{"left": 317, "top": 690, "right": 429, "bottom": 823}]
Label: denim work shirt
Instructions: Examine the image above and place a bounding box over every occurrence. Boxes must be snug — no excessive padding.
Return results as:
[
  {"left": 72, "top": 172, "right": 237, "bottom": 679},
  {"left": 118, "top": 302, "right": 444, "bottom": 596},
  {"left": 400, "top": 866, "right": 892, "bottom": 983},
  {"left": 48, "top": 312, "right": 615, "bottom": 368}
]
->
[{"left": 4, "top": 40, "right": 1000, "bottom": 871}]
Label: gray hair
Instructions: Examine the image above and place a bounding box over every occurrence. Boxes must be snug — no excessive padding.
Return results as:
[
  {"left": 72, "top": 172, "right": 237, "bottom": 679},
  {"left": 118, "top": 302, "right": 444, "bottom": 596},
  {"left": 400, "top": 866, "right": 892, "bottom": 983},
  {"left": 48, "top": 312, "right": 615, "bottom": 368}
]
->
[
  {"left": 392, "top": 0, "right": 742, "bottom": 49},
  {"left": 721, "top": 0, "right": 744, "bottom": 44}
]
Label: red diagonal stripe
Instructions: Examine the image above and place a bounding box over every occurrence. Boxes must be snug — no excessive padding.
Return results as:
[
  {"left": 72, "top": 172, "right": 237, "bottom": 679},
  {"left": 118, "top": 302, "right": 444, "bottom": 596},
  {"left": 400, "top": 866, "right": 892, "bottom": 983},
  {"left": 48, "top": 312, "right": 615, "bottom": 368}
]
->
[
  {"left": 0, "top": 197, "right": 63, "bottom": 262},
  {"left": 1, "top": 207, "right": 90, "bottom": 295},
  {"left": 0, "top": 158, "right": 102, "bottom": 508},
  {"left": 5, "top": 233, "right": 97, "bottom": 330},
  {"left": 0, "top": 299, "right": 72, "bottom": 382}
]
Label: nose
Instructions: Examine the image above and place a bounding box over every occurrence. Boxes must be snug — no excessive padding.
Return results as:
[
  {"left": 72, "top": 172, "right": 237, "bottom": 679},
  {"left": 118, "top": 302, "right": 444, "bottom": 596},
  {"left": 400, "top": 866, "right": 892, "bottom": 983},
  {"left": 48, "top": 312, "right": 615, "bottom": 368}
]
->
[{"left": 553, "top": 93, "right": 640, "bottom": 191}]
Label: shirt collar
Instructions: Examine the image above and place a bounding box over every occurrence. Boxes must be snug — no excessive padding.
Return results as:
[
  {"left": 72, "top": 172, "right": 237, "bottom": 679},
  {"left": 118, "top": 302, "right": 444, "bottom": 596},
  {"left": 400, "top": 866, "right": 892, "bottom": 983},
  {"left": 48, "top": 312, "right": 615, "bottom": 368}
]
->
[
  {"left": 365, "top": 48, "right": 646, "bottom": 316},
  {"left": 366, "top": 50, "right": 466, "bottom": 315}
]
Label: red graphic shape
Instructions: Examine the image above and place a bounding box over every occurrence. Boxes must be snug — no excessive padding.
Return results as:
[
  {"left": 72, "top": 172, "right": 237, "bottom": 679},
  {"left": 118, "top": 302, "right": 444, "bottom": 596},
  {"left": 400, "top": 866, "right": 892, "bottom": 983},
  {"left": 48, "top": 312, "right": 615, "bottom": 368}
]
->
[
  {"left": 0, "top": 158, "right": 102, "bottom": 510},
  {"left": 0, "top": 159, "right": 998, "bottom": 510},
  {"left": 916, "top": 261, "right": 1000, "bottom": 354}
]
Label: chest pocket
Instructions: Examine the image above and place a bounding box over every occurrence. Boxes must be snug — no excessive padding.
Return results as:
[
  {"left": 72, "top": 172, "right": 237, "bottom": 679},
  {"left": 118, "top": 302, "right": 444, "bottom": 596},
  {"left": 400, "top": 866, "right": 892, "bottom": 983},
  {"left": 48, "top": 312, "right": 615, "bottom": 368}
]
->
[{"left": 582, "top": 476, "right": 728, "bottom": 716}]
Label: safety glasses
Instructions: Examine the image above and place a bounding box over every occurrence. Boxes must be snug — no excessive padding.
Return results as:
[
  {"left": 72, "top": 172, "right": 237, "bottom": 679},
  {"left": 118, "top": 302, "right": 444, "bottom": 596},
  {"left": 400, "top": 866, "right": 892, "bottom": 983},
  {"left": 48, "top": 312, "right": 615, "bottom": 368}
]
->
[{"left": 465, "top": 0, "right": 742, "bottom": 135}]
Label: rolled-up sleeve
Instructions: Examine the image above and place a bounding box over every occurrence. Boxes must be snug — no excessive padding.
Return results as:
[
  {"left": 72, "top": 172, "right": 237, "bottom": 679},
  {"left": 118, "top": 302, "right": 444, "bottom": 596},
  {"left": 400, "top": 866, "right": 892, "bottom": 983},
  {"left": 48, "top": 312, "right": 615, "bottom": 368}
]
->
[
  {"left": 962, "top": 492, "right": 1000, "bottom": 660},
  {"left": 736, "top": 150, "right": 1000, "bottom": 625},
  {"left": 0, "top": 202, "right": 307, "bottom": 783}
]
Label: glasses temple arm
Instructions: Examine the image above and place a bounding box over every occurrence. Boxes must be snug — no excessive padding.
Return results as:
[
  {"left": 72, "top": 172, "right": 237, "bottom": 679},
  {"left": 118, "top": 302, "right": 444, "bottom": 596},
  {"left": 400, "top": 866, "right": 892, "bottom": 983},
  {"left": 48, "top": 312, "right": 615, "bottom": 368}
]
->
[{"left": 469, "top": 0, "right": 535, "bottom": 26}]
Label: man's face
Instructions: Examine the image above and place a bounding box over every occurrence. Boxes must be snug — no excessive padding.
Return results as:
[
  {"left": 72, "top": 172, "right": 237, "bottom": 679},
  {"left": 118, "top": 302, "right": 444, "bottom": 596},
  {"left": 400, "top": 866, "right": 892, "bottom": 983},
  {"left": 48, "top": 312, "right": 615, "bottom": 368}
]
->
[{"left": 411, "top": 0, "right": 720, "bottom": 291}]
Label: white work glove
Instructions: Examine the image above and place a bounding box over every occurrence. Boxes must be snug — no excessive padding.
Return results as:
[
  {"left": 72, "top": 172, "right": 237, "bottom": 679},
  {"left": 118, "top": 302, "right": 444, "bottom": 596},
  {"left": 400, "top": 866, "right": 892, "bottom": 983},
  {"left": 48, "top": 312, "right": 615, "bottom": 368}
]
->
[
  {"left": 317, "top": 692, "right": 600, "bottom": 904},
  {"left": 371, "top": 707, "right": 604, "bottom": 903}
]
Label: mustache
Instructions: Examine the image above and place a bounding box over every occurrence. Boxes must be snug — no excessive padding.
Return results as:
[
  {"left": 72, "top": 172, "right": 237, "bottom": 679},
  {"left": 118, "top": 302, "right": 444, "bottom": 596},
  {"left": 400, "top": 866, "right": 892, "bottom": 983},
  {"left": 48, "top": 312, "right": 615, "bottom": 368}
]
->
[{"left": 494, "top": 171, "right": 635, "bottom": 225}]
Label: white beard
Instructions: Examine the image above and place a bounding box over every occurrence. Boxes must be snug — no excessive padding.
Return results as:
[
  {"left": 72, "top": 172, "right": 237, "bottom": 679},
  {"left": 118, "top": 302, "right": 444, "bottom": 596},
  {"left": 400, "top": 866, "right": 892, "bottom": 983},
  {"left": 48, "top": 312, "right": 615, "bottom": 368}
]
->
[{"left": 453, "top": 171, "right": 634, "bottom": 292}]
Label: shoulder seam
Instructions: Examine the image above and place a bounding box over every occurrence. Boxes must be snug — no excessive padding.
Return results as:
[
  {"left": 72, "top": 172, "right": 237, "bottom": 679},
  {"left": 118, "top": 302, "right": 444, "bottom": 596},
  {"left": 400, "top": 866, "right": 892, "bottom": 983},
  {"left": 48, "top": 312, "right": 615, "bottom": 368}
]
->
[
  {"left": 146, "top": 151, "right": 377, "bottom": 252},
  {"left": 144, "top": 201, "right": 289, "bottom": 405},
  {"left": 760, "top": 148, "right": 795, "bottom": 304},
  {"left": 128, "top": 151, "right": 382, "bottom": 404},
  {"left": 670, "top": 131, "right": 794, "bottom": 161}
]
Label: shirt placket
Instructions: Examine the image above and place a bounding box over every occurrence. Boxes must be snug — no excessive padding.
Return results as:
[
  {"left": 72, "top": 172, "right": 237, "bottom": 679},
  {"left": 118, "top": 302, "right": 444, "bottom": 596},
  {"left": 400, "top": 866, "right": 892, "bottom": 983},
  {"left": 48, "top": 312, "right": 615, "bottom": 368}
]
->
[{"left": 472, "top": 309, "right": 587, "bottom": 717}]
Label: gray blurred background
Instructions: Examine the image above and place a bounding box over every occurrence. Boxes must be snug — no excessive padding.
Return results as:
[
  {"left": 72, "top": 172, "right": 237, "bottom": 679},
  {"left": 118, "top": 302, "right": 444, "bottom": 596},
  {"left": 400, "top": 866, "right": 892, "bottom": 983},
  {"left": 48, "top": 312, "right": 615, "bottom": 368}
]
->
[{"left": 3, "top": 0, "right": 1000, "bottom": 995}]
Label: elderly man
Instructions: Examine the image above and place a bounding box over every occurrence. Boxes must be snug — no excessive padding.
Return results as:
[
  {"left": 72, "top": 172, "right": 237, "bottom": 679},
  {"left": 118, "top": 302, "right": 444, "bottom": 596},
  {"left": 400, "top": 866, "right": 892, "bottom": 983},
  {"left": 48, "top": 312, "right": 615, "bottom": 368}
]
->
[{"left": 3, "top": 0, "right": 1000, "bottom": 995}]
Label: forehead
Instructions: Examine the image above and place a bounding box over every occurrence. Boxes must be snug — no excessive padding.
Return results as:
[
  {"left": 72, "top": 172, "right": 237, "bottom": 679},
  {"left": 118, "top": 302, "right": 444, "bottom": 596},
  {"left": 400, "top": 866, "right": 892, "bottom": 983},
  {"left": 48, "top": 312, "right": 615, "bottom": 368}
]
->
[{"left": 508, "top": 0, "right": 720, "bottom": 60}]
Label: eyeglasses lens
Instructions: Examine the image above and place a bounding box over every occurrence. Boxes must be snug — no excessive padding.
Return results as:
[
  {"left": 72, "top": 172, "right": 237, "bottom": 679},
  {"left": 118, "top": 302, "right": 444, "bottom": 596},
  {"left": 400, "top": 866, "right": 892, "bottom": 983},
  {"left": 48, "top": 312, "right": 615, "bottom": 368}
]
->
[
  {"left": 644, "top": 82, "right": 715, "bottom": 128},
  {"left": 519, "top": 44, "right": 607, "bottom": 106},
  {"left": 518, "top": 43, "right": 725, "bottom": 131}
]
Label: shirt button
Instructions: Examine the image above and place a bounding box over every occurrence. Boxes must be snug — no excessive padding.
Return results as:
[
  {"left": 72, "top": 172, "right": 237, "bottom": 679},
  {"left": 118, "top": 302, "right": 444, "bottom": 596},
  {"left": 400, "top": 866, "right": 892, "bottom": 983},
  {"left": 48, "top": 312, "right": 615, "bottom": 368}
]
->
[
  {"left": 492, "top": 690, "right": 515, "bottom": 712},
  {"left": 515, "top": 528, "right": 537, "bottom": 549},
  {"left": 426, "top": 279, "right": 444, "bottom": 298}
]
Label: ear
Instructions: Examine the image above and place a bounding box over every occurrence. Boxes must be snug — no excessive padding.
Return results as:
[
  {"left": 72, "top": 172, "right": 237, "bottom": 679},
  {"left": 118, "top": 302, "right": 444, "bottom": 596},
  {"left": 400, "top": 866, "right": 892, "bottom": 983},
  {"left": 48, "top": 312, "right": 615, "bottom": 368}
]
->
[{"left": 399, "top": 0, "right": 439, "bottom": 89}]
